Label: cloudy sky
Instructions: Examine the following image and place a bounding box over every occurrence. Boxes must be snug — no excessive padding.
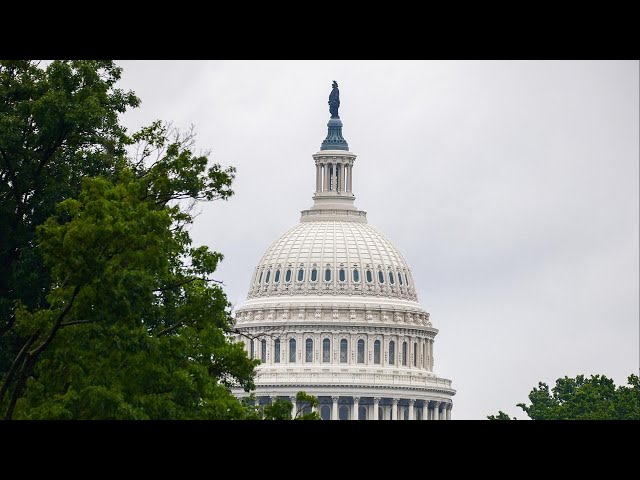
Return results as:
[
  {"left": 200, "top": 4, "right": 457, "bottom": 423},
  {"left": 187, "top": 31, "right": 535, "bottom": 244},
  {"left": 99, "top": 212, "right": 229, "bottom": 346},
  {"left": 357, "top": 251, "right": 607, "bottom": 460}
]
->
[{"left": 116, "top": 60, "right": 639, "bottom": 420}]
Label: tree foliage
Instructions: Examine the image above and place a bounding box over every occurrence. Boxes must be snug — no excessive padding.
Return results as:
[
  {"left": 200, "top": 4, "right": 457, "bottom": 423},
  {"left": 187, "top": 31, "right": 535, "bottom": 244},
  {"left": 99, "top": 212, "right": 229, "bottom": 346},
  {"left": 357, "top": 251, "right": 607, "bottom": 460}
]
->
[
  {"left": 487, "top": 410, "right": 515, "bottom": 420},
  {"left": 488, "top": 374, "right": 640, "bottom": 420},
  {"left": 241, "top": 391, "right": 321, "bottom": 420},
  {"left": 0, "top": 60, "right": 259, "bottom": 419}
]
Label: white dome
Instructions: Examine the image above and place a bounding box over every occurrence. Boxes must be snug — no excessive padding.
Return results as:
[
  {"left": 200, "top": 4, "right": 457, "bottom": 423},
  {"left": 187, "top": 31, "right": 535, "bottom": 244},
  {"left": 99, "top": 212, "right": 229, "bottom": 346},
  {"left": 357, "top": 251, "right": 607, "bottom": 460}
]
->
[{"left": 247, "top": 220, "right": 419, "bottom": 302}]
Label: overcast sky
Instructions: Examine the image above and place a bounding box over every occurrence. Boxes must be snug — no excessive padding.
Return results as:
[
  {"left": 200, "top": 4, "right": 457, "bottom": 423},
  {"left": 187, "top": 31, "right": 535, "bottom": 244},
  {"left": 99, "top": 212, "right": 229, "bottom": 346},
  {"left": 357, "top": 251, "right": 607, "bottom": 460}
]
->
[{"left": 116, "top": 60, "right": 639, "bottom": 420}]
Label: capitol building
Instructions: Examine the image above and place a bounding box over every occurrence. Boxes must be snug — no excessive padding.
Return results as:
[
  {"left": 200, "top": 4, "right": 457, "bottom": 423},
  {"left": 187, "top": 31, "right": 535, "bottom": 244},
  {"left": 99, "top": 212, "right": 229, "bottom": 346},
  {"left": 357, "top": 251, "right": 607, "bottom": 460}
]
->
[{"left": 233, "top": 83, "right": 455, "bottom": 420}]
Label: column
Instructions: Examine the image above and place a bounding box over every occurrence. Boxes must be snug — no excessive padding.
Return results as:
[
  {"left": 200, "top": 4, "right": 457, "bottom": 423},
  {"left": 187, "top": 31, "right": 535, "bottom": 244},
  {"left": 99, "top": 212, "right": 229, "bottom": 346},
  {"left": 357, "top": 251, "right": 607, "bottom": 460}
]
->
[
  {"left": 341, "top": 163, "right": 347, "bottom": 192},
  {"left": 329, "top": 163, "right": 334, "bottom": 191},
  {"left": 421, "top": 401, "right": 428, "bottom": 421},
  {"left": 290, "top": 395, "right": 297, "bottom": 419},
  {"left": 392, "top": 398, "right": 399, "bottom": 421},
  {"left": 353, "top": 397, "right": 360, "bottom": 420},
  {"left": 430, "top": 400, "right": 439, "bottom": 420},
  {"left": 408, "top": 399, "right": 415, "bottom": 421},
  {"left": 332, "top": 396, "right": 339, "bottom": 421},
  {"left": 373, "top": 397, "right": 380, "bottom": 420},
  {"left": 430, "top": 340, "right": 434, "bottom": 371},
  {"left": 446, "top": 403, "right": 452, "bottom": 420},
  {"left": 347, "top": 164, "right": 352, "bottom": 192},
  {"left": 315, "top": 163, "right": 321, "bottom": 192},
  {"left": 324, "top": 162, "right": 330, "bottom": 192}
]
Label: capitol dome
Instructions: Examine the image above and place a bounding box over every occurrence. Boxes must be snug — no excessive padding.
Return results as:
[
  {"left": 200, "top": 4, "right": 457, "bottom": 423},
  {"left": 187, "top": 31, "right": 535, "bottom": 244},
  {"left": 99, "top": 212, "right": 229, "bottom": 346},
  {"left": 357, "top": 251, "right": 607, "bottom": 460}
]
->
[
  {"left": 233, "top": 83, "right": 455, "bottom": 420},
  {"left": 247, "top": 221, "right": 419, "bottom": 303}
]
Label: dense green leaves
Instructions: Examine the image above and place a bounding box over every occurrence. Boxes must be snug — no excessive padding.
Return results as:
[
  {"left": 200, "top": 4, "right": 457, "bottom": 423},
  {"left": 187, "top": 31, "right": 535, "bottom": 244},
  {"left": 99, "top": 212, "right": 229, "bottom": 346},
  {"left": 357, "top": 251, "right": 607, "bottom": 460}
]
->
[
  {"left": 487, "top": 411, "right": 515, "bottom": 420},
  {"left": 241, "top": 391, "right": 321, "bottom": 420},
  {"left": 488, "top": 374, "right": 640, "bottom": 420},
  {"left": 0, "top": 60, "right": 257, "bottom": 419},
  {"left": 1, "top": 60, "right": 139, "bottom": 365}
]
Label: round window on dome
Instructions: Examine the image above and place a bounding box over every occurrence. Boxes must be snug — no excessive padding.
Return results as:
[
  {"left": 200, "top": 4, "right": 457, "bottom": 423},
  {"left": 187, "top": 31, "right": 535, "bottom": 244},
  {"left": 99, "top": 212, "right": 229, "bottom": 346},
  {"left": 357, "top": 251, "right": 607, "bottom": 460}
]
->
[
  {"left": 274, "top": 269, "right": 280, "bottom": 283},
  {"left": 297, "top": 268, "right": 304, "bottom": 282},
  {"left": 366, "top": 270, "right": 373, "bottom": 283},
  {"left": 285, "top": 269, "right": 292, "bottom": 283},
  {"left": 378, "top": 270, "right": 385, "bottom": 284},
  {"left": 388, "top": 271, "right": 395, "bottom": 285},
  {"left": 324, "top": 268, "right": 332, "bottom": 282},
  {"left": 353, "top": 268, "right": 360, "bottom": 283},
  {"left": 265, "top": 270, "right": 271, "bottom": 284},
  {"left": 310, "top": 268, "right": 318, "bottom": 282},
  {"left": 339, "top": 268, "right": 346, "bottom": 282}
]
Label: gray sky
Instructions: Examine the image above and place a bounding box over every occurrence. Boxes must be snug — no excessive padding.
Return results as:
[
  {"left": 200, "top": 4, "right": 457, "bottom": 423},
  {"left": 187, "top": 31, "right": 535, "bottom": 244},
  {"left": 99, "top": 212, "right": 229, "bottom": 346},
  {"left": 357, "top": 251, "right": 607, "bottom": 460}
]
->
[{"left": 116, "top": 60, "right": 639, "bottom": 420}]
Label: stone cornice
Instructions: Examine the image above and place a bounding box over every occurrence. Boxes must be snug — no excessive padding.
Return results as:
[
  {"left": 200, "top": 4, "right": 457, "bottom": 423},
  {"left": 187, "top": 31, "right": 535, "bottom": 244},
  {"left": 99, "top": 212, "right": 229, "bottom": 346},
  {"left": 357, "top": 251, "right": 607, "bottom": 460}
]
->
[{"left": 235, "top": 323, "right": 438, "bottom": 338}]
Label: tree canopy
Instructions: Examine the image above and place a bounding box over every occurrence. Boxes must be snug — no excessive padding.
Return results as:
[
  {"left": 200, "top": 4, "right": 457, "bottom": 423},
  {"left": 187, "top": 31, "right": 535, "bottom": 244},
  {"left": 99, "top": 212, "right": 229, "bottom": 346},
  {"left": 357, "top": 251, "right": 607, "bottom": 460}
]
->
[
  {"left": 488, "top": 374, "right": 640, "bottom": 420},
  {"left": 0, "top": 60, "right": 261, "bottom": 419}
]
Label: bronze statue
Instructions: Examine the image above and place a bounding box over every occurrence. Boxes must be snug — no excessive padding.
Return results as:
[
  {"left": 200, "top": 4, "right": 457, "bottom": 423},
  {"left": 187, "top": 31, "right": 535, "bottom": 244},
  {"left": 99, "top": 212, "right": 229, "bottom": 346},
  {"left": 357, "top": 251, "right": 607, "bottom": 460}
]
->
[{"left": 329, "top": 80, "right": 340, "bottom": 118}]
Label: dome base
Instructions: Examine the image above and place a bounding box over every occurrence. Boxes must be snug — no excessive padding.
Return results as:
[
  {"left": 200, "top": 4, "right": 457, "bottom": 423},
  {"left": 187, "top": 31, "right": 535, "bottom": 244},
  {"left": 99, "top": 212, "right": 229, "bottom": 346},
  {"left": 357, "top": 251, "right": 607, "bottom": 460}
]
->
[{"left": 300, "top": 208, "right": 367, "bottom": 223}]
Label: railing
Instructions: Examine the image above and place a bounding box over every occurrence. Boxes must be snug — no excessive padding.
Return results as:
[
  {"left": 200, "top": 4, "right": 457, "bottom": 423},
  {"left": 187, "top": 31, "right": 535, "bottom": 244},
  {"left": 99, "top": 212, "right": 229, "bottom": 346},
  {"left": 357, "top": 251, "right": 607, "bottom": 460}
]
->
[{"left": 254, "top": 369, "right": 453, "bottom": 390}]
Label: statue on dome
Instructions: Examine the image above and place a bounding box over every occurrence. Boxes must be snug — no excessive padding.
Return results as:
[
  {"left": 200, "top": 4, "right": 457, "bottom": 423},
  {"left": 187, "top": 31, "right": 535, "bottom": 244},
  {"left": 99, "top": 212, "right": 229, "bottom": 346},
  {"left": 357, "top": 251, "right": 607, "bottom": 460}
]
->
[{"left": 329, "top": 80, "right": 340, "bottom": 118}]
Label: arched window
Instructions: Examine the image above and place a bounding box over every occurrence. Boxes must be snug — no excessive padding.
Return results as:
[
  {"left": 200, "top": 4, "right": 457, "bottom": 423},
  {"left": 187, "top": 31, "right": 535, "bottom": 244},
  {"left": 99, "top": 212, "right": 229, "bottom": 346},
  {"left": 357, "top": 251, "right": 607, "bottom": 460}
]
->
[
  {"left": 321, "top": 405, "right": 331, "bottom": 420},
  {"left": 374, "top": 340, "right": 381, "bottom": 364},
  {"left": 388, "top": 271, "right": 395, "bottom": 285},
  {"left": 398, "top": 272, "right": 403, "bottom": 286},
  {"left": 265, "top": 270, "right": 271, "bottom": 284},
  {"left": 358, "top": 406, "right": 367, "bottom": 420},
  {"left": 249, "top": 339, "right": 254, "bottom": 359},
  {"left": 258, "top": 271, "right": 263, "bottom": 284},
  {"left": 402, "top": 341, "right": 408, "bottom": 366},
  {"left": 274, "top": 339, "right": 281, "bottom": 363},
  {"left": 405, "top": 274, "right": 410, "bottom": 287},
  {"left": 297, "top": 268, "right": 304, "bottom": 282},
  {"left": 305, "top": 338, "right": 313, "bottom": 363},
  {"left": 339, "top": 405, "right": 349, "bottom": 420},
  {"left": 274, "top": 269, "right": 280, "bottom": 283},
  {"left": 357, "top": 339, "right": 365, "bottom": 363},
  {"left": 340, "top": 339, "right": 348, "bottom": 363},
  {"left": 261, "top": 339, "right": 266, "bottom": 362},
  {"left": 289, "top": 338, "right": 296, "bottom": 363},
  {"left": 323, "top": 338, "right": 330, "bottom": 363},
  {"left": 285, "top": 269, "right": 292, "bottom": 283},
  {"left": 389, "top": 340, "right": 395, "bottom": 365},
  {"left": 339, "top": 268, "right": 346, "bottom": 282},
  {"left": 310, "top": 268, "right": 318, "bottom": 282},
  {"left": 324, "top": 268, "right": 331, "bottom": 282},
  {"left": 366, "top": 270, "right": 373, "bottom": 283},
  {"left": 353, "top": 268, "right": 360, "bottom": 283},
  {"left": 414, "top": 342, "right": 418, "bottom": 367},
  {"left": 378, "top": 270, "right": 385, "bottom": 284}
]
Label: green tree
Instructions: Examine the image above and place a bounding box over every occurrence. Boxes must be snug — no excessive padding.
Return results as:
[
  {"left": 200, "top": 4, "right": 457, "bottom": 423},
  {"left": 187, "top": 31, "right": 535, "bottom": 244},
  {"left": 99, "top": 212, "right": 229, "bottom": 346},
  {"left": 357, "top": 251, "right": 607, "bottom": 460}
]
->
[
  {"left": 241, "top": 391, "right": 321, "bottom": 420},
  {"left": 487, "top": 411, "right": 516, "bottom": 420},
  {"left": 0, "top": 60, "right": 258, "bottom": 419},
  {"left": 293, "top": 391, "right": 321, "bottom": 420},
  {"left": 488, "top": 374, "right": 640, "bottom": 420}
]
